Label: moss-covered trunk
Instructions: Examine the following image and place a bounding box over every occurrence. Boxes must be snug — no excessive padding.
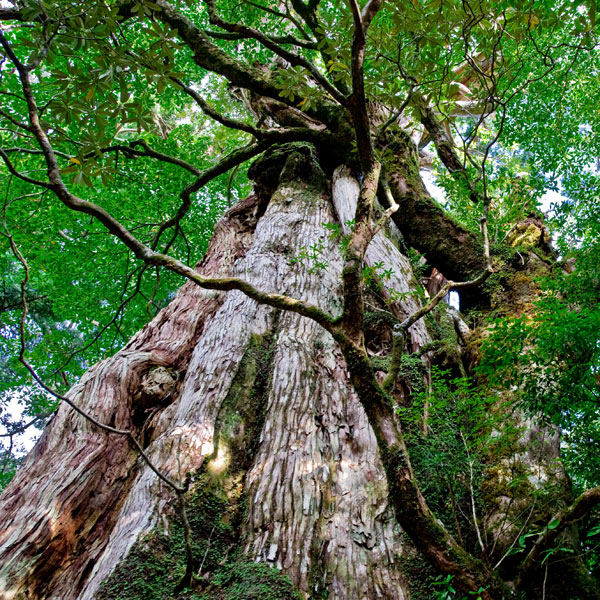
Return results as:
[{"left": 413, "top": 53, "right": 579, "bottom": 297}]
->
[
  {"left": 0, "top": 142, "right": 595, "bottom": 600},
  {"left": 0, "top": 145, "right": 429, "bottom": 600}
]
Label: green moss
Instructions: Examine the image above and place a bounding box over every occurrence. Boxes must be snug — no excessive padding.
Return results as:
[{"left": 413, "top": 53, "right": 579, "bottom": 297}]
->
[
  {"left": 307, "top": 540, "right": 329, "bottom": 600},
  {"left": 202, "top": 561, "right": 303, "bottom": 600},
  {"left": 490, "top": 242, "right": 517, "bottom": 265},
  {"left": 96, "top": 475, "right": 235, "bottom": 600},
  {"left": 248, "top": 143, "right": 325, "bottom": 193},
  {"left": 424, "top": 305, "right": 454, "bottom": 342},
  {"left": 509, "top": 223, "right": 542, "bottom": 248},
  {"left": 97, "top": 330, "right": 287, "bottom": 600},
  {"left": 209, "top": 330, "right": 276, "bottom": 476},
  {"left": 96, "top": 440, "right": 303, "bottom": 600},
  {"left": 397, "top": 546, "right": 441, "bottom": 600},
  {"left": 398, "top": 354, "right": 426, "bottom": 393},
  {"left": 370, "top": 355, "right": 391, "bottom": 372},
  {"left": 363, "top": 310, "right": 397, "bottom": 329},
  {"left": 424, "top": 304, "right": 466, "bottom": 377}
]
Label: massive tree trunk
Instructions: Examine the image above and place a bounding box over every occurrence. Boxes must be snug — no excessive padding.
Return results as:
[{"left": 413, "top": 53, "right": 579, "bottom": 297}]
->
[
  {"left": 0, "top": 144, "right": 595, "bottom": 600},
  {"left": 0, "top": 145, "right": 420, "bottom": 600}
]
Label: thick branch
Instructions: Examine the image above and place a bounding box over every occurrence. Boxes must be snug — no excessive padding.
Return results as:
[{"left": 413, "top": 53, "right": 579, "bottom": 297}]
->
[
  {"left": 0, "top": 7, "right": 22, "bottom": 20},
  {"left": 416, "top": 96, "right": 481, "bottom": 204},
  {"left": 142, "top": 0, "right": 343, "bottom": 128},
  {"left": 289, "top": 0, "right": 352, "bottom": 96},
  {"left": 383, "top": 132, "right": 485, "bottom": 283},
  {"left": 347, "top": 0, "right": 382, "bottom": 171},
  {"left": 205, "top": 29, "right": 318, "bottom": 50},
  {"left": 339, "top": 0, "right": 385, "bottom": 341},
  {"left": 0, "top": 29, "right": 337, "bottom": 337},
  {"left": 340, "top": 161, "right": 381, "bottom": 342}
]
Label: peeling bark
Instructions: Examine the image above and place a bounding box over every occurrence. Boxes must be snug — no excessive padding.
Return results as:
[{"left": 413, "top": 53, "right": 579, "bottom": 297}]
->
[{"left": 0, "top": 195, "right": 260, "bottom": 599}]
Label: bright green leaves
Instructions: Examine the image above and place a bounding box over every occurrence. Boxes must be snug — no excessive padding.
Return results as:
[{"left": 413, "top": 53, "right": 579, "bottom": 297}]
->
[
  {"left": 0, "top": 0, "right": 192, "bottom": 158},
  {"left": 277, "top": 82, "right": 321, "bottom": 112},
  {"left": 0, "top": 141, "right": 234, "bottom": 416},
  {"left": 275, "top": 66, "right": 321, "bottom": 110},
  {"left": 432, "top": 574, "right": 458, "bottom": 599},
  {"left": 399, "top": 366, "right": 497, "bottom": 541},
  {"left": 0, "top": 50, "right": 250, "bottom": 461},
  {"left": 325, "top": 57, "right": 350, "bottom": 85},
  {"left": 436, "top": 147, "right": 541, "bottom": 242}
]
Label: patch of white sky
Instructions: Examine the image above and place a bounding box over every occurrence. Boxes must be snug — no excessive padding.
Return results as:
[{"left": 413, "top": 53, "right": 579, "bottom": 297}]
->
[
  {"left": 421, "top": 168, "right": 566, "bottom": 222},
  {"left": 1, "top": 392, "right": 43, "bottom": 453}
]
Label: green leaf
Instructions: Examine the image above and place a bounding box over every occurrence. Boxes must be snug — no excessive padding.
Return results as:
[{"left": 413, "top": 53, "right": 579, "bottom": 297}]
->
[{"left": 547, "top": 518, "right": 560, "bottom": 531}]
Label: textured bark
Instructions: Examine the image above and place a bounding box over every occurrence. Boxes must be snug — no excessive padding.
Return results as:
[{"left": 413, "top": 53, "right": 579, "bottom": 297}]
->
[
  {"left": 0, "top": 194, "right": 262, "bottom": 600},
  {"left": 331, "top": 166, "right": 431, "bottom": 352},
  {"left": 1, "top": 145, "right": 592, "bottom": 600},
  {"left": 0, "top": 149, "right": 440, "bottom": 600},
  {"left": 0, "top": 1, "right": 593, "bottom": 595}
]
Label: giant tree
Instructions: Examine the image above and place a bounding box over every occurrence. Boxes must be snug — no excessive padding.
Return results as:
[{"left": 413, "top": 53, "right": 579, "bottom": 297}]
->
[{"left": 0, "top": 1, "right": 599, "bottom": 599}]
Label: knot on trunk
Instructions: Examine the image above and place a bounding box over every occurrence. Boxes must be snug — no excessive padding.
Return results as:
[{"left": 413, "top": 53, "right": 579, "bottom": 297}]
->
[{"left": 134, "top": 366, "right": 177, "bottom": 410}]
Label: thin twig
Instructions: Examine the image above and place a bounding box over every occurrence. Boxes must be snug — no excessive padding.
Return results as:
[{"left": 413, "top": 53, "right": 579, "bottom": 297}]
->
[{"left": 460, "top": 431, "right": 485, "bottom": 554}]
